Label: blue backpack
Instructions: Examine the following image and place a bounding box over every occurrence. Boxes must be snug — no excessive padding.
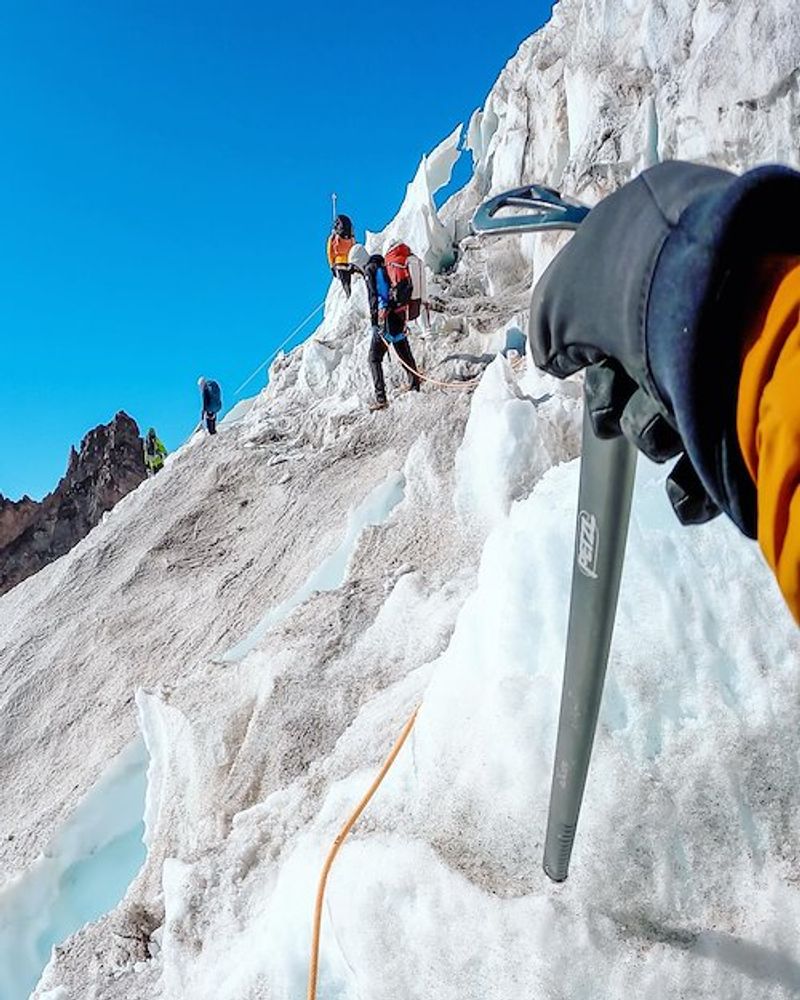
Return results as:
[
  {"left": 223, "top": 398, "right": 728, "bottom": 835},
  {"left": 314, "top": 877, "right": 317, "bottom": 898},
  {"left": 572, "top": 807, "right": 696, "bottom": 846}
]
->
[{"left": 205, "top": 380, "right": 222, "bottom": 414}]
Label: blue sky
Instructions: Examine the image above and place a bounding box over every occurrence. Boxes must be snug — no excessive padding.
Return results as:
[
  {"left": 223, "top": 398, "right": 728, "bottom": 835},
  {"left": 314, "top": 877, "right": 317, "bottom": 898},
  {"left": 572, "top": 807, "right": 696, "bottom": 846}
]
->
[{"left": 1, "top": 0, "right": 552, "bottom": 500}]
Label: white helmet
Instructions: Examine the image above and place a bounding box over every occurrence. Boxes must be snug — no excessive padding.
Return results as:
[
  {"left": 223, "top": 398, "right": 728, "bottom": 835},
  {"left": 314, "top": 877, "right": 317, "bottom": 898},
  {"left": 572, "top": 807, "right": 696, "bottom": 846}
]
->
[
  {"left": 348, "top": 243, "right": 370, "bottom": 272},
  {"left": 197, "top": 376, "right": 206, "bottom": 389}
]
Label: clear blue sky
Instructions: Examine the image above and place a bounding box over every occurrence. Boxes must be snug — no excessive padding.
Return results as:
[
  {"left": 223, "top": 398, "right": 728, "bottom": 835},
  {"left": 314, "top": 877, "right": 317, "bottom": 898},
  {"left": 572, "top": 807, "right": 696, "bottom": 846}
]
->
[{"left": 1, "top": 0, "right": 552, "bottom": 500}]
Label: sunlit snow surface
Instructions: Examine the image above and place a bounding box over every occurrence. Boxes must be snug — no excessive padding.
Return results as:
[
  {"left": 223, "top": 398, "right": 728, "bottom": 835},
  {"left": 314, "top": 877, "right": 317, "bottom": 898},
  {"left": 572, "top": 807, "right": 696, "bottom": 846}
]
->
[
  {"left": 0, "top": 470, "right": 406, "bottom": 999},
  {"left": 222, "top": 471, "right": 405, "bottom": 663},
  {"left": 134, "top": 363, "right": 799, "bottom": 1000},
  {"left": 0, "top": 743, "right": 147, "bottom": 999}
]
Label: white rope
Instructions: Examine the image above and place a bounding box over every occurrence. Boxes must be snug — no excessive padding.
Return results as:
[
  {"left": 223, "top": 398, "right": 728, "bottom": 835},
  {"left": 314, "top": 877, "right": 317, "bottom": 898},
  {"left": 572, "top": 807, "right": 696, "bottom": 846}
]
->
[{"left": 234, "top": 301, "right": 325, "bottom": 397}]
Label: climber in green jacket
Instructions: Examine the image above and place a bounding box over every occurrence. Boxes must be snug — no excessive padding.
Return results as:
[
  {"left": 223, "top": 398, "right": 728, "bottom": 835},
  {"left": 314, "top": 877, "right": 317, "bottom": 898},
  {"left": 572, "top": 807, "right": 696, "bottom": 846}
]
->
[{"left": 143, "top": 427, "right": 167, "bottom": 476}]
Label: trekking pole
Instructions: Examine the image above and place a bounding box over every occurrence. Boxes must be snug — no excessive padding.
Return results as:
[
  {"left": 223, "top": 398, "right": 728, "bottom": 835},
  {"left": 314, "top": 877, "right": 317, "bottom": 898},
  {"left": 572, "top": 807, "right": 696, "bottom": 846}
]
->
[
  {"left": 472, "top": 184, "right": 638, "bottom": 881},
  {"left": 332, "top": 192, "right": 337, "bottom": 223},
  {"left": 542, "top": 407, "right": 637, "bottom": 881}
]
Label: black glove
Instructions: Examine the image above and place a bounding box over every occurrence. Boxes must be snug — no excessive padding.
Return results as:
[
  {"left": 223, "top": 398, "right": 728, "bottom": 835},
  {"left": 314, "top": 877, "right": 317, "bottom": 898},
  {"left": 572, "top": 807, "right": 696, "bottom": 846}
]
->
[
  {"left": 331, "top": 267, "right": 338, "bottom": 278},
  {"left": 530, "top": 160, "right": 800, "bottom": 536}
]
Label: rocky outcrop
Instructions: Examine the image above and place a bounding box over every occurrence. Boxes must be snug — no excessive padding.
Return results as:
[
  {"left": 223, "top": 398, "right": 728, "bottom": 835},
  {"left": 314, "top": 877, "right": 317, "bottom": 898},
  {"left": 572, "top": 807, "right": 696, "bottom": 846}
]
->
[
  {"left": 0, "top": 495, "right": 39, "bottom": 550},
  {"left": 0, "top": 412, "right": 146, "bottom": 595}
]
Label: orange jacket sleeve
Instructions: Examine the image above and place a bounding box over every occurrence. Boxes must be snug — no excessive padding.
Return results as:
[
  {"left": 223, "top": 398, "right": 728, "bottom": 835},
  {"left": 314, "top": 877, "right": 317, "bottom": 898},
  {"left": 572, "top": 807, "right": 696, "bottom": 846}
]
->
[
  {"left": 326, "top": 235, "right": 335, "bottom": 268},
  {"left": 737, "top": 261, "right": 800, "bottom": 623}
]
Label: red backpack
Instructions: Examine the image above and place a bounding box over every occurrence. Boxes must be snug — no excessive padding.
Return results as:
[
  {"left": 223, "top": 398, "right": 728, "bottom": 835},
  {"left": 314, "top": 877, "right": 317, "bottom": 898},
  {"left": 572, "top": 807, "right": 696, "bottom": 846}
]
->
[{"left": 384, "top": 243, "right": 422, "bottom": 319}]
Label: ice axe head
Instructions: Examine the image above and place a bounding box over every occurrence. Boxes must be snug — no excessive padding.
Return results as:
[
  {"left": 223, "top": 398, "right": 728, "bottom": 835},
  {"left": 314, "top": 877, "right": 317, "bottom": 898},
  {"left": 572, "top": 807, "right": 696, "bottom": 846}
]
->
[{"left": 470, "top": 184, "right": 589, "bottom": 236}]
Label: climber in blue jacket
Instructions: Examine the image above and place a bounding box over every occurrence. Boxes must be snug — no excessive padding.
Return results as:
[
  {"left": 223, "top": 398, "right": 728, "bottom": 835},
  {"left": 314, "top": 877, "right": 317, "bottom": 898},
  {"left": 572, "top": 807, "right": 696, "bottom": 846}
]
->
[{"left": 198, "top": 377, "right": 222, "bottom": 435}]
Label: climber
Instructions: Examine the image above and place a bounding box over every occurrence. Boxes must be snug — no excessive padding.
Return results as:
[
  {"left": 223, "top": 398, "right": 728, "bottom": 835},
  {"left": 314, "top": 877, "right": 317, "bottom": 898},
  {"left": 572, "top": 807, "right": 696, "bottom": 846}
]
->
[
  {"left": 327, "top": 214, "right": 355, "bottom": 299},
  {"left": 143, "top": 427, "right": 167, "bottom": 476},
  {"left": 527, "top": 159, "right": 800, "bottom": 624},
  {"left": 348, "top": 242, "right": 421, "bottom": 410},
  {"left": 198, "top": 377, "right": 222, "bottom": 435}
]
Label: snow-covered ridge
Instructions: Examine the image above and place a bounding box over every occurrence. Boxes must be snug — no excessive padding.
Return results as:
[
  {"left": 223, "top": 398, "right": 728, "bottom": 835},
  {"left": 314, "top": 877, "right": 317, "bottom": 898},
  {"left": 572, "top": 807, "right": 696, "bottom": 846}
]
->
[{"left": 1, "top": 0, "right": 799, "bottom": 997}]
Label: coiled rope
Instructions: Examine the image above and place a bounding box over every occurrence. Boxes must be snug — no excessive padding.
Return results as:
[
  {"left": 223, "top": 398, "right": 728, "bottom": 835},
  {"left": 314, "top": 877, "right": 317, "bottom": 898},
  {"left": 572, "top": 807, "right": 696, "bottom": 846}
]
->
[{"left": 307, "top": 708, "right": 419, "bottom": 1000}]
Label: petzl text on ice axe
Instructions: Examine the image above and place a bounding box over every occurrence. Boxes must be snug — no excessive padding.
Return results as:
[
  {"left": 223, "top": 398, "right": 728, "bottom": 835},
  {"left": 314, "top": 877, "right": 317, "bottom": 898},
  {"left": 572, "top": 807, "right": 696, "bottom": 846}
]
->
[{"left": 472, "top": 185, "right": 637, "bottom": 882}]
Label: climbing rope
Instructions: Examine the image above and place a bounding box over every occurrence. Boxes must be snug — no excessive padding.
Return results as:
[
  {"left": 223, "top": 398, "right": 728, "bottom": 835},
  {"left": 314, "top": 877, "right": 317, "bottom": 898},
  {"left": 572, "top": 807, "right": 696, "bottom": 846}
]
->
[
  {"left": 307, "top": 707, "right": 419, "bottom": 1000},
  {"left": 381, "top": 333, "right": 527, "bottom": 391},
  {"left": 384, "top": 338, "right": 483, "bottom": 389},
  {"left": 234, "top": 301, "right": 326, "bottom": 397},
  {"left": 232, "top": 289, "right": 527, "bottom": 401}
]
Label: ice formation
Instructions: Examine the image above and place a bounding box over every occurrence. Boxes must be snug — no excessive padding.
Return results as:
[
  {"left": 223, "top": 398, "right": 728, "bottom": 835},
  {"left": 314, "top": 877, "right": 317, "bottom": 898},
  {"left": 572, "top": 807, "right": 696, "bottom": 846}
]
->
[
  {"left": 1, "top": 0, "right": 799, "bottom": 998},
  {"left": 368, "top": 122, "right": 463, "bottom": 272},
  {"left": 0, "top": 742, "right": 147, "bottom": 999}
]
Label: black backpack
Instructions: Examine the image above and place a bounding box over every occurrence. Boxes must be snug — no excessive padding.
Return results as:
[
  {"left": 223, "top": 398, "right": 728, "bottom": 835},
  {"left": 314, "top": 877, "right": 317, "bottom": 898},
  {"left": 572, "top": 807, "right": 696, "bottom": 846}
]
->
[{"left": 333, "top": 214, "right": 353, "bottom": 239}]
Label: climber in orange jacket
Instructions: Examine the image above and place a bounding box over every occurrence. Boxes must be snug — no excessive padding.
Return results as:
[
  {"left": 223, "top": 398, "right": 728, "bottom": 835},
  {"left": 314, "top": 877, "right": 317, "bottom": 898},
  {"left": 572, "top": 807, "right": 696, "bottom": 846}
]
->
[
  {"left": 327, "top": 214, "right": 355, "bottom": 298},
  {"left": 737, "top": 261, "right": 800, "bottom": 620},
  {"left": 528, "top": 161, "right": 800, "bottom": 623}
]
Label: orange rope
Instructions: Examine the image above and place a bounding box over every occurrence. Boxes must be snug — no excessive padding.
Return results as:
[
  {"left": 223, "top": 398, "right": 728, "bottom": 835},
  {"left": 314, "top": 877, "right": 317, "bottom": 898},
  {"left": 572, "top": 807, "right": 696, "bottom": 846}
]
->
[
  {"left": 307, "top": 708, "right": 419, "bottom": 1000},
  {"left": 382, "top": 336, "right": 526, "bottom": 390},
  {"left": 382, "top": 335, "right": 482, "bottom": 390}
]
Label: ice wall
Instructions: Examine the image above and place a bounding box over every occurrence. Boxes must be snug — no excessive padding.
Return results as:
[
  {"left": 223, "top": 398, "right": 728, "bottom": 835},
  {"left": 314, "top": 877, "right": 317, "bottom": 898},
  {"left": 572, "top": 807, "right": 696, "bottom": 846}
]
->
[
  {"left": 441, "top": 0, "right": 800, "bottom": 282},
  {"left": 368, "top": 123, "right": 463, "bottom": 272}
]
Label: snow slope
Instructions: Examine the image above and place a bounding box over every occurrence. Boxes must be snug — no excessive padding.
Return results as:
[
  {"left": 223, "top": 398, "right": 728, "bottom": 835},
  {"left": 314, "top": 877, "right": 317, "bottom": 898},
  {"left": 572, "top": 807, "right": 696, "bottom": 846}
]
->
[{"left": 1, "top": 0, "right": 799, "bottom": 997}]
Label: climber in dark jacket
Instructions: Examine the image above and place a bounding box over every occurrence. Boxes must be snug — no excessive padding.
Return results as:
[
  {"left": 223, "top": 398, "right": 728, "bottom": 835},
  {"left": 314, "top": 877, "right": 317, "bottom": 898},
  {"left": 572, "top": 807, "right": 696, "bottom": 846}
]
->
[
  {"left": 348, "top": 243, "right": 421, "bottom": 410},
  {"left": 527, "top": 159, "right": 800, "bottom": 623},
  {"left": 197, "top": 377, "right": 222, "bottom": 435}
]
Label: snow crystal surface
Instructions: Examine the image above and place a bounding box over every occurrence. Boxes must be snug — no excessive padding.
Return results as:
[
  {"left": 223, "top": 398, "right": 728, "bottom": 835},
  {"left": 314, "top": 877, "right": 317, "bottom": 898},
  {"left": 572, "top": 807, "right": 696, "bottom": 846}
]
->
[
  {"left": 2, "top": 0, "right": 800, "bottom": 997},
  {"left": 221, "top": 470, "right": 406, "bottom": 663},
  {"left": 220, "top": 396, "right": 258, "bottom": 426}
]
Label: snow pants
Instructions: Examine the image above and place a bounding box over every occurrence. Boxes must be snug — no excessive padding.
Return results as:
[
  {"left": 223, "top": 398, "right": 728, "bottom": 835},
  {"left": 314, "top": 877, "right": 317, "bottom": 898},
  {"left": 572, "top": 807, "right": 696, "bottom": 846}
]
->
[
  {"left": 334, "top": 266, "right": 352, "bottom": 299},
  {"left": 204, "top": 412, "right": 218, "bottom": 435},
  {"left": 368, "top": 329, "right": 420, "bottom": 404}
]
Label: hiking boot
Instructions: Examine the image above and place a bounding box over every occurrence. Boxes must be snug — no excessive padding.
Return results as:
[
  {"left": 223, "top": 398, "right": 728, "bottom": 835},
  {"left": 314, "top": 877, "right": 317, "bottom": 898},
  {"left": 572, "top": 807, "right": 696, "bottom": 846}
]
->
[
  {"left": 397, "top": 382, "right": 421, "bottom": 396},
  {"left": 369, "top": 400, "right": 388, "bottom": 412}
]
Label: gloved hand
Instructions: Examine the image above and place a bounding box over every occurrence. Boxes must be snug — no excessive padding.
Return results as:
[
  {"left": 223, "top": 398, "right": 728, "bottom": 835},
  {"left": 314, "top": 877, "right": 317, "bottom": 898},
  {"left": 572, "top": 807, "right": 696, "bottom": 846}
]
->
[{"left": 529, "top": 160, "right": 800, "bottom": 536}]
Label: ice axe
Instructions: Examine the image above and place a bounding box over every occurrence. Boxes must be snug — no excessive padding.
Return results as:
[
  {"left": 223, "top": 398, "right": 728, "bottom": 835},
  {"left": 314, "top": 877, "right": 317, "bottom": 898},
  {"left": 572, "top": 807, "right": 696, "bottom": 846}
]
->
[{"left": 472, "top": 185, "right": 638, "bottom": 882}]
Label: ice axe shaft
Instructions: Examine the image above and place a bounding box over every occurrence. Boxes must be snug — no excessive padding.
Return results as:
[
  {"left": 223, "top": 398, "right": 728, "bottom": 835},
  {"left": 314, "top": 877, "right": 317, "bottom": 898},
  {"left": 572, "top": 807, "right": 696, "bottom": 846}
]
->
[{"left": 543, "top": 403, "right": 637, "bottom": 882}]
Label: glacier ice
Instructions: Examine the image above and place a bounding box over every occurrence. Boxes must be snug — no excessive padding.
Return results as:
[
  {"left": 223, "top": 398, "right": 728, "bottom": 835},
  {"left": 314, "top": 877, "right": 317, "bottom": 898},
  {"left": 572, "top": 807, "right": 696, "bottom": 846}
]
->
[
  {"left": 369, "top": 123, "right": 463, "bottom": 272},
  {"left": 2, "top": 0, "right": 800, "bottom": 997},
  {"left": 222, "top": 470, "right": 406, "bottom": 663},
  {"left": 0, "top": 742, "right": 147, "bottom": 1000}
]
